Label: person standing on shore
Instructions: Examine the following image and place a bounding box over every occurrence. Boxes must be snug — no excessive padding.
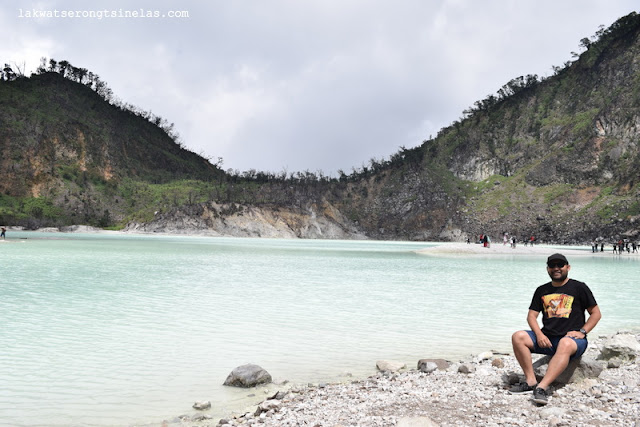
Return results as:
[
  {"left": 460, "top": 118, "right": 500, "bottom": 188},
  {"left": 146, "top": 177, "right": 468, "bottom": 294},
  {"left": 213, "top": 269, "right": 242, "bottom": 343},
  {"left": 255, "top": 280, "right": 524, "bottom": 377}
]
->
[
  {"left": 0, "top": 227, "right": 5, "bottom": 239},
  {"left": 510, "top": 253, "right": 601, "bottom": 405}
]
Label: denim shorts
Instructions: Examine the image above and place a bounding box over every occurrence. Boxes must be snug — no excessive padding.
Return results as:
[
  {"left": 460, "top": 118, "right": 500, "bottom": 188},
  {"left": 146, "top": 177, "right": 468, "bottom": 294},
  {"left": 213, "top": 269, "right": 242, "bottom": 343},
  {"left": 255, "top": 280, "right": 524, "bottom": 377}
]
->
[{"left": 526, "top": 330, "right": 588, "bottom": 360}]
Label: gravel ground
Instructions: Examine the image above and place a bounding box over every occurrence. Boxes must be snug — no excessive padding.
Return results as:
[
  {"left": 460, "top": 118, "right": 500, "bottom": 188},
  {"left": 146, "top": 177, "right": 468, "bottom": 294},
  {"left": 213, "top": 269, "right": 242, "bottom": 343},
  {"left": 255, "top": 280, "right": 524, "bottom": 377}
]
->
[{"left": 172, "top": 334, "right": 639, "bottom": 427}]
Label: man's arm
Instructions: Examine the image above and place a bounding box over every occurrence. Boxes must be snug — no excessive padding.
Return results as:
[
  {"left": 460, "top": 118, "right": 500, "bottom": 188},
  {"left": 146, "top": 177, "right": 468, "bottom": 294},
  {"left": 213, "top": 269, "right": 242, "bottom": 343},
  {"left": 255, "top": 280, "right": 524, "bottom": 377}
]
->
[
  {"left": 527, "top": 309, "right": 552, "bottom": 348},
  {"left": 583, "top": 305, "right": 601, "bottom": 334},
  {"left": 565, "top": 305, "right": 601, "bottom": 339}
]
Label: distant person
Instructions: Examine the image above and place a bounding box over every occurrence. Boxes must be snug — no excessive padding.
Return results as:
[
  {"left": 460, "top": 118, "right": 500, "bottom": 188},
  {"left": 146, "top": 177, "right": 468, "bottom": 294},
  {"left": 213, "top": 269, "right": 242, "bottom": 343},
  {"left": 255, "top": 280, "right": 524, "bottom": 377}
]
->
[
  {"left": 511, "top": 236, "right": 516, "bottom": 248},
  {"left": 509, "top": 254, "right": 601, "bottom": 405},
  {"left": 0, "top": 227, "right": 5, "bottom": 239},
  {"left": 600, "top": 243, "right": 604, "bottom": 252},
  {"left": 613, "top": 243, "right": 618, "bottom": 254},
  {"left": 633, "top": 242, "right": 638, "bottom": 253}
]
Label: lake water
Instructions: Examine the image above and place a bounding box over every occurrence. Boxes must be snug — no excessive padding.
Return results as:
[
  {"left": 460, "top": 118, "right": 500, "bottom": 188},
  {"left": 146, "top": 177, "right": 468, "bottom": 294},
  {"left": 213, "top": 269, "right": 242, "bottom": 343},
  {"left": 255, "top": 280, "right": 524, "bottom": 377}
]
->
[{"left": 0, "top": 232, "right": 638, "bottom": 426}]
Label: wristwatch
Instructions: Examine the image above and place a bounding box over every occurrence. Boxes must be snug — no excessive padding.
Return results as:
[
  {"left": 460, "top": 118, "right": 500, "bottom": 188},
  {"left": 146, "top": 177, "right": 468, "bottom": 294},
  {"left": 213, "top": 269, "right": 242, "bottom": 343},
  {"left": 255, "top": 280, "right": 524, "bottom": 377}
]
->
[{"left": 579, "top": 328, "right": 587, "bottom": 337}]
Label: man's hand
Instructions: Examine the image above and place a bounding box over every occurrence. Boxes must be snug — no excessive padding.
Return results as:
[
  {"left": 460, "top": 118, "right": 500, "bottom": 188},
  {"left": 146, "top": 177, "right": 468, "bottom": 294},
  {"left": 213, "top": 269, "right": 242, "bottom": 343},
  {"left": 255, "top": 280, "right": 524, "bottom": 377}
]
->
[
  {"left": 536, "top": 333, "right": 552, "bottom": 348},
  {"left": 565, "top": 330, "right": 585, "bottom": 339}
]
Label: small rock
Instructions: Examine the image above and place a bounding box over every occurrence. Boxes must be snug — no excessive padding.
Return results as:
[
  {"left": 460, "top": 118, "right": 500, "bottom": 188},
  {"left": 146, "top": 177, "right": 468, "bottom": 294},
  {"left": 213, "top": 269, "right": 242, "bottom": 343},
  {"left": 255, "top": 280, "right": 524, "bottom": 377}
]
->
[
  {"left": 492, "top": 358, "right": 505, "bottom": 368},
  {"left": 396, "top": 416, "right": 439, "bottom": 426},
  {"left": 506, "top": 371, "right": 520, "bottom": 384},
  {"left": 192, "top": 413, "right": 212, "bottom": 421},
  {"left": 255, "top": 399, "right": 281, "bottom": 415},
  {"left": 376, "top": 360, "right": 406, "bottom": 372},
  {"left": 193, "top": 400, "right": 211, "bottom": 410},
  {"left": 418, "top": 361, "right": 439, "bottom": 374},
  {"left": 458, "top": 364, "right": 475, "bottom": 374},
  {"left": 475, "top": 366, "right": 493, "bottom": 376},
  {"left": 269, "top": 390, "right": 288, "bottom": 400},
  {"left": 417, "top": 358, "right": 450, "bottom": 371},
  {"left": 476, "top": 351, "right": 493, "bottom": 361},
  {"left": 607, "top": 358, "right": 622, "bottom": 368},
  {"left": 540, "top": 407, "right": 564, "bottom": 419},
  {"left": 548, "top": 416, "right": 564, "bottom": 427}
]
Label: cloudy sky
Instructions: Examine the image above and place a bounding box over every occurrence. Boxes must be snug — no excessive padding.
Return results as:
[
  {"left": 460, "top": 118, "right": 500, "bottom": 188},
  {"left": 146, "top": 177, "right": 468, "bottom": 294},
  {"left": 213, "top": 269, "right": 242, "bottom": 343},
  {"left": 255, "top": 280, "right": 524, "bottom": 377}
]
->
[{"left": 2, "top": 1, "right": 638, "bottom": 175}]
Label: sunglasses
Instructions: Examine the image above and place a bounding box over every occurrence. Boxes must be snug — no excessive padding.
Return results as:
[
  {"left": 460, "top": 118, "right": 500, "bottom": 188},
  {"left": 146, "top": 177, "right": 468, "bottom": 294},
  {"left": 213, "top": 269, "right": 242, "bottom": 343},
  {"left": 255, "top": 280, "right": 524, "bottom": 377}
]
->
[{"left": 547, "top": 262, "right": 567, "bottom": 268}]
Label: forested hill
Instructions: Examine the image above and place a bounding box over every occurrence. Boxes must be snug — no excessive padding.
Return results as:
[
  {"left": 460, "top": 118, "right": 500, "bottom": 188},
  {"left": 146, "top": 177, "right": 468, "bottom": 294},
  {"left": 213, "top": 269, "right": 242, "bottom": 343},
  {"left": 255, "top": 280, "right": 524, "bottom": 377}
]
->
[
  {"left": 350, "top": 10, "right": 640, "bottom": 243},
  {"left": 1, "top": 12, "right": 640, "bottom": 243},
  {"left": 0, "top": 70, "right": 224, "bottom": 227},
  {"left": 0, "top": 71, "right": 223, "bottom": 186}
]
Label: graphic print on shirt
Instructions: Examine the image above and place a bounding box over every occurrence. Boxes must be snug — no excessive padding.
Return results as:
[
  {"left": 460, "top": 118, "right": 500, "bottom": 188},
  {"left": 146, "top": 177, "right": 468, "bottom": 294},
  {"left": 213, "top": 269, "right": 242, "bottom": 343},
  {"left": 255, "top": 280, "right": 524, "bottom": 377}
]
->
[{"left": 542, "top": 293, "right": 574, "bottom": 318}]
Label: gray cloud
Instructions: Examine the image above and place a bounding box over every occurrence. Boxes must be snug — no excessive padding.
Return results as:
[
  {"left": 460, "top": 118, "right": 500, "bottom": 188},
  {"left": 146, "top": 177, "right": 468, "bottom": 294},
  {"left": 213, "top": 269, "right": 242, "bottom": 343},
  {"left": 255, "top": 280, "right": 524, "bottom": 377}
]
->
[{"left": 2, "top": 0, "right": 638, "bottom": 174}]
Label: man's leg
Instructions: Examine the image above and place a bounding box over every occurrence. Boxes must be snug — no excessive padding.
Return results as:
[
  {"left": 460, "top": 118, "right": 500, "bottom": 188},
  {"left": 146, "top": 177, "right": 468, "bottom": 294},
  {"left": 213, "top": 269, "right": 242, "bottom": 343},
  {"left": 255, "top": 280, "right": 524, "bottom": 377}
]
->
[
  {"left": 511, "top": 330, "right": 537, "bottom": 386},
  {"left": 537, "top": 337, "right": 577, "bottom": 390}
]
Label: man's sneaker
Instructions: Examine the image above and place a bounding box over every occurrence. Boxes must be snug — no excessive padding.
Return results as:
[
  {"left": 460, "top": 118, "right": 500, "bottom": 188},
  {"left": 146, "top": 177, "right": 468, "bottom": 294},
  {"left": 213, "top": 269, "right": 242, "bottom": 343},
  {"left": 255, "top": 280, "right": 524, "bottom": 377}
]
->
[
  {"left": 508, "top": 382, "right": 537, "bottom": 394},
  {"left": 532, "top": 387, "right": 549, "bottom": 405}
]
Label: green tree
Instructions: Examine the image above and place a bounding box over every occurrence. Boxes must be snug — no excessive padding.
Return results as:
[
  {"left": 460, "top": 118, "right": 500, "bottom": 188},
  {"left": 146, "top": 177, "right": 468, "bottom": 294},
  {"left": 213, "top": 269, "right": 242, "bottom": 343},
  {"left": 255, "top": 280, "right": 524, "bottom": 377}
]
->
[
  {"left": 57, "top": 60, "right": 70, "bottom": 77},
  {"left": 2, "top": 64, "right": 16, "bottom": 81},
  {"left": 48, "top": 58, "right": 58, "bottom": 72}
]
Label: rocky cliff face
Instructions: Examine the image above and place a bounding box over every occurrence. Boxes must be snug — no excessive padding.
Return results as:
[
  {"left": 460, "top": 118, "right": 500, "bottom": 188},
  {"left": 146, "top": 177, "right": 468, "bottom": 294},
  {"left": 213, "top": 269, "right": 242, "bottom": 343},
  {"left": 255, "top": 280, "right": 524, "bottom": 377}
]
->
[{"left": 124, "top": 201, "right": 368, "bottom": 239}]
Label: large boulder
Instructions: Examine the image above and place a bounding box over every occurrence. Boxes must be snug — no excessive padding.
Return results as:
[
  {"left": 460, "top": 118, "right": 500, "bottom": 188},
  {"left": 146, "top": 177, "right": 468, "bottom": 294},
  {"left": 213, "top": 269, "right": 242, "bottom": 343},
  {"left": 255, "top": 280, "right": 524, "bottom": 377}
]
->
[
  {"left": 533, "top": 356, "right": 604, "bottom": 385},
  {"left": 597, "top": 333, "right": 640, "bottom": 362},
  {"left": 223, "top": 364, "right": 272, "bottom": 388}
]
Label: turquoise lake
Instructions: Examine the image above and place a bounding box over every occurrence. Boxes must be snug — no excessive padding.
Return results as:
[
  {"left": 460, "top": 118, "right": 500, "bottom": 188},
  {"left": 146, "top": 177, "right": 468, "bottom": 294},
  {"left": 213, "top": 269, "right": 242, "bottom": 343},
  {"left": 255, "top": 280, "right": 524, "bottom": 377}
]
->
[{"left": 0, "top": 232, "right": 638, "bottom": 426}]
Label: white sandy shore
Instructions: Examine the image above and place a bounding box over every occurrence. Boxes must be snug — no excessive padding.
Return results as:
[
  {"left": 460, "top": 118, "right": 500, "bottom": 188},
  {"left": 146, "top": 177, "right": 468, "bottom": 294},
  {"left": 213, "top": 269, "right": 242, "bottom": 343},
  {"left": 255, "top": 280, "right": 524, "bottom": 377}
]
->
[
  {"left": 6, "top": 226, "right": 596, "bottom": 250},
  {"left": 4, "top": 225, "right": 630, "bottom": 257},
  {"left": 415, "top": 242, "right": 594, "bottom": 257}
]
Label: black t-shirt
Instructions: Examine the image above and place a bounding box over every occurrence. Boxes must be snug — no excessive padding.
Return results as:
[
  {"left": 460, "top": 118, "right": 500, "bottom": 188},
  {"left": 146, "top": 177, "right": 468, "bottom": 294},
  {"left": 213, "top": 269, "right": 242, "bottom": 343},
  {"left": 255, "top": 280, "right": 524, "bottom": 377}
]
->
[{"left": 529, "top": 278, "right": 598, "bottom": 336}]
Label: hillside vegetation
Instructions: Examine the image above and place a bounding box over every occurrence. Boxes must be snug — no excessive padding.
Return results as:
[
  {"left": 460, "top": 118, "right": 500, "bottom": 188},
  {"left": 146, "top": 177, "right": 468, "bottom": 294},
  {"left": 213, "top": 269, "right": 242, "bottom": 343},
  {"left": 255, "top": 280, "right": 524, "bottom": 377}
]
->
[{"left": 1, "top": 12, "right": 639, "bottom": 243}]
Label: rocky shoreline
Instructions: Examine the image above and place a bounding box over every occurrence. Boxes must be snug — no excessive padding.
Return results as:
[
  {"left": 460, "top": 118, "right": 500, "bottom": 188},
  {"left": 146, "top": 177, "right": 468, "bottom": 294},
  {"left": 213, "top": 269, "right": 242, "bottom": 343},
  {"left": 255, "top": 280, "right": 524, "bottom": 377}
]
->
[{"left": 166, "top": 332, "right": 639, "bottom": 427}]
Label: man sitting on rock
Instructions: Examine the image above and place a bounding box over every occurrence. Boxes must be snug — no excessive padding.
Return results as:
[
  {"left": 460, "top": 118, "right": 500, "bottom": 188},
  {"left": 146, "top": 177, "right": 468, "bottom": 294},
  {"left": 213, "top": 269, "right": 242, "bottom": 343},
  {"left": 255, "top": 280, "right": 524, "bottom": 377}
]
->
[{"left": 510, "top": 253, "right": 602, "bottom": 405}]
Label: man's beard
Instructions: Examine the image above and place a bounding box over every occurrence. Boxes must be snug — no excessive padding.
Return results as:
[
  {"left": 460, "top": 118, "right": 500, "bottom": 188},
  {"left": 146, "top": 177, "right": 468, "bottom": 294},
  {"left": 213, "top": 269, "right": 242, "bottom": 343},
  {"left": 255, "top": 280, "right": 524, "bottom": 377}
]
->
[{"left": 548, "top": 270, "right": 568, "bottom": 282}]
